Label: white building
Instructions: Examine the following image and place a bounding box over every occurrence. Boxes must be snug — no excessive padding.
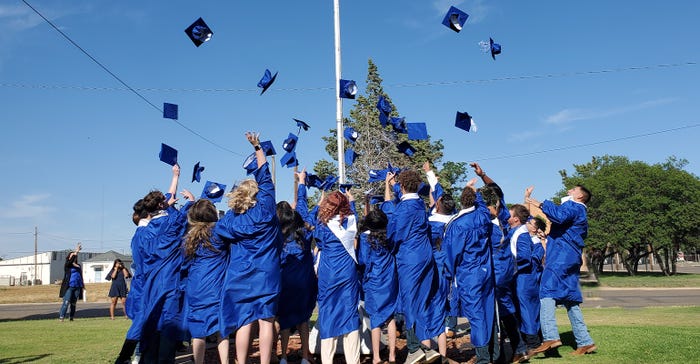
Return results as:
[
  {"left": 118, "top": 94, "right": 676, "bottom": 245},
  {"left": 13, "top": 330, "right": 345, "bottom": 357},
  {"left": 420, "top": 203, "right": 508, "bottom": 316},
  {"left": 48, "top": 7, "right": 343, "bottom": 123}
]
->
[
  {"left": 82, "top": 251, "right": 133, "bottom": 284},
  {"left": 0, "top": 251, "right": 99, "bottom": 286}
]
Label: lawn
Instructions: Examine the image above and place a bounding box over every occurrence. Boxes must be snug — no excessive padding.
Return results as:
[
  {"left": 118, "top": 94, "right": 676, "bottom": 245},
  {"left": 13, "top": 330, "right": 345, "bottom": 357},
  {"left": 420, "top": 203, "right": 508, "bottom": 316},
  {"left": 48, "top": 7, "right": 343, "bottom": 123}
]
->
[
  {"left": 0, "top": 307, "right": 698, "bottom": 363},
  {"left": 594, "top": 272, "right": 700, "bottom": 288},
  {"left": 0, "top": 283, "right": 112, "bottom": 304}
]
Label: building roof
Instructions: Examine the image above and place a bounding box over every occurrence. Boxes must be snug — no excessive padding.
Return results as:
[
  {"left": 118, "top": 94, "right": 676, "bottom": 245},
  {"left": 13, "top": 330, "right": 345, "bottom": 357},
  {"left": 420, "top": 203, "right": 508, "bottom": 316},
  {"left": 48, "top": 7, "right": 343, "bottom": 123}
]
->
[{"left": 83, "top": 250, "right": 132, "bottom": 263}]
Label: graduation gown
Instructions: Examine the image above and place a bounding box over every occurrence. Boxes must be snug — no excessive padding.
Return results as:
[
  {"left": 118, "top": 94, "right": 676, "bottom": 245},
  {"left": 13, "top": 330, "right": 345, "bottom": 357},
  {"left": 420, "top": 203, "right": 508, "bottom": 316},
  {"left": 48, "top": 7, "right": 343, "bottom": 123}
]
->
[
  {"left": 216, "top": 162, "right": 282, "bottom": 336},
  {"left": 515, "top": 233, "right": 545, "bottom": 335},
  {"left": 539, "top": 200, "right": 588, "bottom": 303},
  {"left": 125, "top": 220, "right": 153, "bottom": 340},
  {"left": 277, "top": 228, "right": 317, "bottom": 330},
  {"left": 357, "top": 232, "right": 398, "bottom": 329}
]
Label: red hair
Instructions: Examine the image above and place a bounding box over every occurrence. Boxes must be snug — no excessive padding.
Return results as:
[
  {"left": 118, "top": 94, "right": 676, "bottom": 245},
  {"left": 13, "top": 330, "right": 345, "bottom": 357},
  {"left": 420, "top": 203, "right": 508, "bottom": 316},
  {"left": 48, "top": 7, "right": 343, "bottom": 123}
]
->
[{"left": 318, "top": 191, "right": 352, "bottom": 225}]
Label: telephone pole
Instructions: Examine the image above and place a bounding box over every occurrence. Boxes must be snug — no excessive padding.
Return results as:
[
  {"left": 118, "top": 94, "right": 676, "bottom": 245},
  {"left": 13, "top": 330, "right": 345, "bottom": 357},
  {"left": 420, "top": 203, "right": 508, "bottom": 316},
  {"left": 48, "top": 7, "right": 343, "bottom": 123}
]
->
[{"left": 33, "top": 226, "right": 38, "bottom": 285}]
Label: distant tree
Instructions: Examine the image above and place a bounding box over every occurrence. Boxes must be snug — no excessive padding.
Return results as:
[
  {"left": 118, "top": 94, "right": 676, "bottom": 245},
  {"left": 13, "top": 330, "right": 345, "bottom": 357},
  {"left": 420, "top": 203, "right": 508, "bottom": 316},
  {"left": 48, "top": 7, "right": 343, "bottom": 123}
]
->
[
  {"left": 558, "top": 155, "right": 700, "bottom": 276},
  {"left": 314, "top": 59, "right": 468, "bottom": 209}
]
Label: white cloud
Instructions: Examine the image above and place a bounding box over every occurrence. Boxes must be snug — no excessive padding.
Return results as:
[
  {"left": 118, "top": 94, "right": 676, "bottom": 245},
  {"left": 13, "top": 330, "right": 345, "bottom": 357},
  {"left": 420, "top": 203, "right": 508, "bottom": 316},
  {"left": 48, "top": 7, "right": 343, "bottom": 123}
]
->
[
  {"left": 544, "top": 98, "right": 676, "bottom": 125},
  {"left": 0, "top": 194, "right": 55, "bottom": 219}
]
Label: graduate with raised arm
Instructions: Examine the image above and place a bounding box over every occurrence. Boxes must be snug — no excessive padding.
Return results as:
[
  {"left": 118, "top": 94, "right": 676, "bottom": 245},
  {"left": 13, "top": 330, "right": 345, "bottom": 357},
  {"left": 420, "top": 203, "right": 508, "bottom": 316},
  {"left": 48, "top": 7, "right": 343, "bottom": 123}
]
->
[
  {"left": 215, "top": 132, "right": 282, "bottom": 364},
  {"left": 382, "top": 169, "right": 442, "bottom": 364},
  {"left": 442, "top": 179, "right": 496, "bottom": 364},
  {"left": 274, "top": 169, "right": 318, "bottom": 364},
  {"left": 526, "top": 185, "right": 597, "bottom": 356}
]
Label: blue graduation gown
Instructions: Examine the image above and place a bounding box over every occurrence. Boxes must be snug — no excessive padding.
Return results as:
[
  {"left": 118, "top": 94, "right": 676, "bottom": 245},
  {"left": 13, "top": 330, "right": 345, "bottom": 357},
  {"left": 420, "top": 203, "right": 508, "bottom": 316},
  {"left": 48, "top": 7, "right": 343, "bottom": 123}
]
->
[
  {"left": 278, "top": 229, "right": 317, "bottom": 330},
  {"left": 492, "top": 219, "right": 517, "bottom": 317},
  {"left": 125, "top": 222, "right": 153, "bottom": 340},
  {"left": 539, "top": 200, "right": 588, "bottom": 303},
  {"left": 443, "top": 197, "right": 495, "bottom": 347},
  {"left": 216, "top": 162, "right": 282, "bottom": 336},
  {"left": 515, "top": 233, "right": 544, "bottom": 335},
  {"left": 428, "top": 214, "right": 452, "bottom": 321},
  {"left": 357, "top": 232, "right": 398, "bottom": 329},
  {"left": 183, "top": 236, "right": 228, "bottom": 338},
  {"left": 139, "top": 203, "right": 192, "bottom": 348},
  {"left": 384, "top": 196, "right": 444, "bottom": 341}
]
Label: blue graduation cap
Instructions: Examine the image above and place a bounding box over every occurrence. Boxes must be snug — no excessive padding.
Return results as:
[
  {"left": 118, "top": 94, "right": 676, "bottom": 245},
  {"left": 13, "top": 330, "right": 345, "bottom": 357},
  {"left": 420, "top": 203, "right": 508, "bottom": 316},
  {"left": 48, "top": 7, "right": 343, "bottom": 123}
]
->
[
  {"left": 260, "top": 140, "right": 276, "bottom": 156},
  {"left": 418, "top": 182, "right": 430, "bottom": 196},
  {"left": 369, "top": 195, "right": 384, "bottom": 205},
  {"left": 163, "top": 103, "right": 178, "bottom": 120},
  {"left": 201, "top": 181, "right": 226, "bottom": 203},
  {"left": 242, "top": 152, "right": 258, "bottom": 175},
  {"left": 489, "top": 38, "right": 501, "bottom": 60},
  {"left": 185, "top": 17, "right": 213, "bottom": 47},
  {"left": 294, "top": 118, "right": 310, "bottom": 133},
  {"left": 339, "top": 183, "right": 356, "bottom": 193},
  {"left": 376, "top": 95, "right": 392, "bottom": 115},
  {"left": 379, "top": 112, "right": 389, "bottom": 127},
  {"left": 257, "top": 69, "right": 278, "bottom": 95},
  {"left": 407, "top": 122, "right": 428, "bottom": 140},
  {"left": 367, "top": 163, "right": 401, "bottom": 183},
  {"left": 321, "top": 175, "right": 339, "bottom": 191},
  {"left": 305, "top": 174, "right": 324, "bottom": 189},
  {"left": 339, "top": 79, "right": 357, "bottom": 99},
  {"left": 192, "top": 162, "right": 205, "bottom": 183},
  {"left": 345, "top": 148, "right": 360, "bottom": 166},
  {"left": 280, "top": 151, "right": 298, "bottom": 168},
  {"left": 390, "top": 117, "right": 407, "bottom": 134},
  {"left": 159, "top": 143, "right": 178, "bottom": 166},
  {"left": 397, "top": 141, "right": 416, "bottom": 157},
  {"left": 344, "top": 127, "right": 359, "bottom": 143},
  {"left": 455, "top": 111, "right": 478, "bottom": 132},
  {"left": 442, "top": 6, "right": 469, "bottom": 33},
  {"left": 282, "top": 133, "right": 298, "bottom": 152}
]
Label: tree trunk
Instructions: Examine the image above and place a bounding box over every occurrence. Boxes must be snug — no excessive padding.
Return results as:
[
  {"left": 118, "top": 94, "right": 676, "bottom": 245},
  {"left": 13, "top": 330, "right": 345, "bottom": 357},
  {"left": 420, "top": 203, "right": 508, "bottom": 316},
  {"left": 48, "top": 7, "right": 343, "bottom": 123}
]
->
[{"left": 652, "top": 245, "right": 670, "bottom": 276}]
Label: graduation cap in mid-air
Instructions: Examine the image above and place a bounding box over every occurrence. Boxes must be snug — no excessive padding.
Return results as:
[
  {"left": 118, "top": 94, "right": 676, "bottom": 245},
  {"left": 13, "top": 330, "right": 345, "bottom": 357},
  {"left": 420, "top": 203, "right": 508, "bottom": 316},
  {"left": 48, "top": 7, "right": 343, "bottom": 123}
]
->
[
  {"left": 282, "top": 133, "right": 298, "bottom": 152},
  {"left": 455, "top": 111, "right": 478, "bottom": 133},
  {"left": 280, "top": 151, "right": 298, "bottom": 168},
  {"left": 442, "top": 6, "right": 469, "bottom": 33},
  {"left": 345, "top": 148, "right": 360, "bottom": 166},
  {"left": 397, "top": 141, "right": 416, "bottom": 157},
  {"left": 480, "top": 38, "right": 502, "bottom": 60},
  {"left": 257, "top": 69, "right": 278, "bottom": 95},
  {"left": 320, "top": 175, "right": 339, "bottom": 191},
  {"left": 407, "top": 122, "right": 428, "bottom": 140},
  {"left": 159, "top": 143, "right": 178, "bottom": 166},
  {"left": 294, "top": 118, "right": 310, "bottom": 133},
  {"left": 305, "top": 174, "right": 324, "bottom": 189},
  {"left": 242, "top": 152, "right": 258, "bottom": 175},
  {"left": 185, "top": 17, "right": 213, "bottom": 47},
  {"left": 201, "top": 181, "right": 226, "bottom": 203},
  {"left": 163, "top": 103, "right": 178, "bottom": 120},
  {"left": 191, "top": 162, "right": 204, "bottom": 183},
  {"left": 344, "top": 127, "right": 359, "bottom": 143},
  {"left": 339, "top": 183, "right": 356, "bottom": 193},
  {"left": 339, "top": 79, "right": 357, "bottom": 99},
  {"left": 367, "top": 162, "right": 401, "bottom": 183},
  {"left": 379, "top": 112, "right": 389, "bottom": 127},
  {"left": 390, "top": 117, "right": 407, "bottom": 134},
  {"left": 259, "top": 140, "right": 276, "bottom": 156}
]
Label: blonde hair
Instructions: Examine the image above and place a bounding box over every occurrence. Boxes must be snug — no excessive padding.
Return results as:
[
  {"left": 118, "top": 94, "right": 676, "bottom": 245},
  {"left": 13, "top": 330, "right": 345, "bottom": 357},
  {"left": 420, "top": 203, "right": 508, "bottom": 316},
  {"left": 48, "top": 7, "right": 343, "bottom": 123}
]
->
[{"left": 227, "top": 179, "right": 259, "bottom": 213}]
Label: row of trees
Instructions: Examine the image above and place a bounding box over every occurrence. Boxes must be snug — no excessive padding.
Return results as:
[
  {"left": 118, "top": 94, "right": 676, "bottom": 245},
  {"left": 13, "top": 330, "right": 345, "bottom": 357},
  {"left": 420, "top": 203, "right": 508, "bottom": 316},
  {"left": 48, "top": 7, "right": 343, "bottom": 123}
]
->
[{"left": 313, "top": 59, "right": 699, "bottom": 276}]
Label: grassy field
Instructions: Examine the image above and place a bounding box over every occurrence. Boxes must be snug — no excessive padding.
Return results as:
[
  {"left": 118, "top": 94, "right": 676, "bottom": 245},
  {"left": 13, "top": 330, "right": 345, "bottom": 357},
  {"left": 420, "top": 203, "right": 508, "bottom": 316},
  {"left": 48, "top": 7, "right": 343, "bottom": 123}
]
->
[
  {"left": 0, "top": 307, "right": 698, "bottom": 363},
  {"left": 595, "top": 272, "right": 700, "bottom": 288},
  {"left": 0, "top": 283, "right": 113, "bottom": 304}
]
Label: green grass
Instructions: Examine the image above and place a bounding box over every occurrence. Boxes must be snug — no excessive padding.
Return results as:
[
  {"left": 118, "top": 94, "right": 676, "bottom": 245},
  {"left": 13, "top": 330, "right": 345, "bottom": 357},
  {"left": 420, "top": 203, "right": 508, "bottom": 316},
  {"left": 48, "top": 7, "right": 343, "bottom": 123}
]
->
[
  {"left": 594, "top": 272, "right": 700, "bottom": 288},
  {"left": 0, "top": 307, "right": 698, "bottom": 363}
]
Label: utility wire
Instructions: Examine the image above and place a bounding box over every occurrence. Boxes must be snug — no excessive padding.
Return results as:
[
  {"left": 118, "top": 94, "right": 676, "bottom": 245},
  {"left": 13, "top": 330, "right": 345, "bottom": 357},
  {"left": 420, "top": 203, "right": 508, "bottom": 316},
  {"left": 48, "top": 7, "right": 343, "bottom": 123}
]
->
[{"left": 22, "top": 0, "right": 244, "bottom": 157}]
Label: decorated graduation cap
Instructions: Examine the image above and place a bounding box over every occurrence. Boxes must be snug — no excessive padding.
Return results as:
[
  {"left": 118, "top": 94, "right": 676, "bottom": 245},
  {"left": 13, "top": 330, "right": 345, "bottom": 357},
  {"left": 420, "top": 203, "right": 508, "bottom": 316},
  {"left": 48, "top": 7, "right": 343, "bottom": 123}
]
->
[
  {"left": 282, "top": 133, "right": 298, "bottom": 152},
  {"left": 480, "top": 38, "right": 502, "bottom": 60},
  {"left": 280, "top": 151, "right": 298, "bottom": 168},
  {"left": 390, "top": 117, "right": 407, "bottom": 134},
  {"left": 407, "top": 122, "right": 428, "bottom": 140},
  {"left": 159, "top": 143, "right": 178, "bottom": 166},
  {"left": 185, "top": 17, "right": 213, "bottom": 47},
  {"left": 257, "top": 69, "right": 278, "bottom": 95},
  {"left": 260, "top": 140, "right": 276, "bottom": 156},
  {"left": 339, "top": 79, "right": 357, "bottom": 99},
  {"left": 163, "top": 103, "right": 178, "bottom": 120},
  {"left": 305, "top": 173, "right": 324, "bottom": 189},
  {"left": 345, "top": 148, "right": 360, "bottom": 166},
  {"left": 321, "top": 175, "right": 339, "bottom": 191},
  {"left": 455, "top": 111, "right": 478, "bottom": 132},
  {"left": 344, "top": 127, "right": 359, "bottom": 143},
  {"left": 201, "top": 181, "right": 226, "bottom": 203},
  {"left": 294, "top": 118, "right": 310, "bottom": 133},
  {"left": 397, "top": 141, "right": 416, "bottom": 157},
  {"left": 442, "top": 6, "right": 469, "bottom": 33},
  {"left": 192, "top": 162, "right": 205, "bottom": 183},
  {"left": 242, "top": 152, "right": 258, "bottom": 175}
]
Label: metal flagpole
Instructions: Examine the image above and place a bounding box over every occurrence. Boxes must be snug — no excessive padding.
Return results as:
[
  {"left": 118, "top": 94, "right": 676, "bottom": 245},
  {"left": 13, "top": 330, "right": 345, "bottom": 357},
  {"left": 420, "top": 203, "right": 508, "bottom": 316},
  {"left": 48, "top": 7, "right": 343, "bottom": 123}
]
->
[{"left": 333, "top": 0, "right": 346, "bottom": 184}]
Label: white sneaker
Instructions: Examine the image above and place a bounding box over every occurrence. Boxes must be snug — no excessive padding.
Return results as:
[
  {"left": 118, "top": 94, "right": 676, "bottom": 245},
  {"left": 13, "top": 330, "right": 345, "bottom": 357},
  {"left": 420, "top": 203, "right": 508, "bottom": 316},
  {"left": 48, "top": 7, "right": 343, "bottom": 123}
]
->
[
  {"left": 406, "top": 349, "right": 426, "bottom": 364},
  {"left": 131, "top": 355, "right": 140, "bottom": 364},
  {"left": 424, "top": 348, "right": 441, "bottom": 364}
]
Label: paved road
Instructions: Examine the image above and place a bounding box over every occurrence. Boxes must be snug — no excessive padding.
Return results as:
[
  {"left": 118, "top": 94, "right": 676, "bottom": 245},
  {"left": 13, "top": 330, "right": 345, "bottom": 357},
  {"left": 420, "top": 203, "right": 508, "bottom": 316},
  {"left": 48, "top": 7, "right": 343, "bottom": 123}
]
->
[{"left": 1, "top": 287, "right": 699, "bottom": 321}]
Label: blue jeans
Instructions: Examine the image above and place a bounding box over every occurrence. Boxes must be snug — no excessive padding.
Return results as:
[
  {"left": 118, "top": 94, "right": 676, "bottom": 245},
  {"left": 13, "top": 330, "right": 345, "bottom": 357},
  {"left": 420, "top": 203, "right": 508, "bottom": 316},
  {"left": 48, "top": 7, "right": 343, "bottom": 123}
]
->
[
  {"left": 540, "top": 298, "right": 594, "bottom": 347},
  {"left": 59, "top": 286, "right": 81, "bottom": 319}
]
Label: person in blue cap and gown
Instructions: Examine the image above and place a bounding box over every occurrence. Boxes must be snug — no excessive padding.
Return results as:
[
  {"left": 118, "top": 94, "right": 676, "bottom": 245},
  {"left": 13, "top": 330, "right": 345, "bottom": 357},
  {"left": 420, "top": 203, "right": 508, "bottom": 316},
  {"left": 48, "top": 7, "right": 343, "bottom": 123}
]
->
[
  {"left": 443, "top": 180, "right": 496, "bottom": 364},
  {"left": 526, "top": 185, "right": 597, "bottom": 356},
  {"left": 215, "top": 132, "right": 282, "bottom": 364},
  {"left": 382, "top": 169, "right": 443, "bottom": 364},
  {"left": 515, "top": 216, "right": 547, "bottom": 355},
  {"left": 182, "top": 198, "right": 230, "bottom": 364}
]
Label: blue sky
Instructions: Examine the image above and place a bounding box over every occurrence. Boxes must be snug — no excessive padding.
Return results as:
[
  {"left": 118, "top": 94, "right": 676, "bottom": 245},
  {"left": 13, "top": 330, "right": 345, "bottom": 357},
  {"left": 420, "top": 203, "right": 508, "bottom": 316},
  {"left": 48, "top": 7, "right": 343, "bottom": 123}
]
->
[{"left": 1, "top": 0, "right": 698, "bottom": 258}]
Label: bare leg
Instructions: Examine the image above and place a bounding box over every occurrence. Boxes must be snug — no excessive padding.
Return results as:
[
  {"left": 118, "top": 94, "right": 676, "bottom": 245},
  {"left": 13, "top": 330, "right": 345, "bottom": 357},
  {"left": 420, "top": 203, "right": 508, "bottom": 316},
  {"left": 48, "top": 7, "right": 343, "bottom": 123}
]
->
[
  {"left": 298, "top": 322, "right": 311, "bottom": 361},
  {"left": 387, "top": 319, "right": 397, "bottom": 362},
  {"left": 218, "top": 334, "right": 230, "bottom": 364},
  {"left": 110, "top": 297, "right": 117, "bottom": 320},
  {"left": 279, "top": 328, "right": 291, "bottom": 360},
  {"left": 259, "top": 318, "right": 275, "bottom": 364},
  {"left": 371, "top": 327, "right": 382, "bottom": 364},
  {"left": 192, "top": 338, "right": 206, "bottom": 364},
  {"left": 421, "top": 339, "right": 431, "bottom": 349},
  {"left": 236, "top": 323, "right": 252, "bottom": 364},
  {"left": 120, "top": 297, "right": 127, "bottom": 317},
  {"left": 437, "top": 332, "right": 447, "bottom": 356}
]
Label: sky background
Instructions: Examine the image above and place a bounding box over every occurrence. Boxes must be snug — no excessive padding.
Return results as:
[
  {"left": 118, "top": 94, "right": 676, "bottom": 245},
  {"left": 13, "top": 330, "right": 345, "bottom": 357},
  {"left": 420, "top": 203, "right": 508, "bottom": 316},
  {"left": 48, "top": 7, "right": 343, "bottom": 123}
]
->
[{"left": 1, "top": 0, "right": 698, "bottom": 258}]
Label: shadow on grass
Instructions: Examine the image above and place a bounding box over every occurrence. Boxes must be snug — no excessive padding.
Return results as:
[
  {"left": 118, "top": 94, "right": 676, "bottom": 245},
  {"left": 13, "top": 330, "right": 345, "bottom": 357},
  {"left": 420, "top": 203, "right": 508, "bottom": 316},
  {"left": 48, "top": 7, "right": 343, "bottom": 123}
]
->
[
  {"left": 0, "top": 354, "right": 52, "bottom": 363},
  {"left": 0, "top": 307, "right": 112, "bottom": 322}
]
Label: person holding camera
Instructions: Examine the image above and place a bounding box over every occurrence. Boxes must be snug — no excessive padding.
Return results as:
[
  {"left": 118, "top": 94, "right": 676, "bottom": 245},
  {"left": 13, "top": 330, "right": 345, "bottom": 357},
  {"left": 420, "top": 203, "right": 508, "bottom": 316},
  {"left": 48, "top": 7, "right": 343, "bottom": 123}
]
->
[
  {"left": 107, "top": 258, "right": 132, "bottom": 320},
  {"left": 59, "top": 242, "right": 84, "bottom": 321}
]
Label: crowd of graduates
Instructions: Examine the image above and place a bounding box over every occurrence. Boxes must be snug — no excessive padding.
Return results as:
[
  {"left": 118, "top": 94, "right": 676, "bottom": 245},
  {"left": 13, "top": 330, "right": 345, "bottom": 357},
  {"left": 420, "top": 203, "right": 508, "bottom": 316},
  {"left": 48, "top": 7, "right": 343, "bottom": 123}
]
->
[{"left": 112, "top": 132, "right": 596, "bottom": 364}]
